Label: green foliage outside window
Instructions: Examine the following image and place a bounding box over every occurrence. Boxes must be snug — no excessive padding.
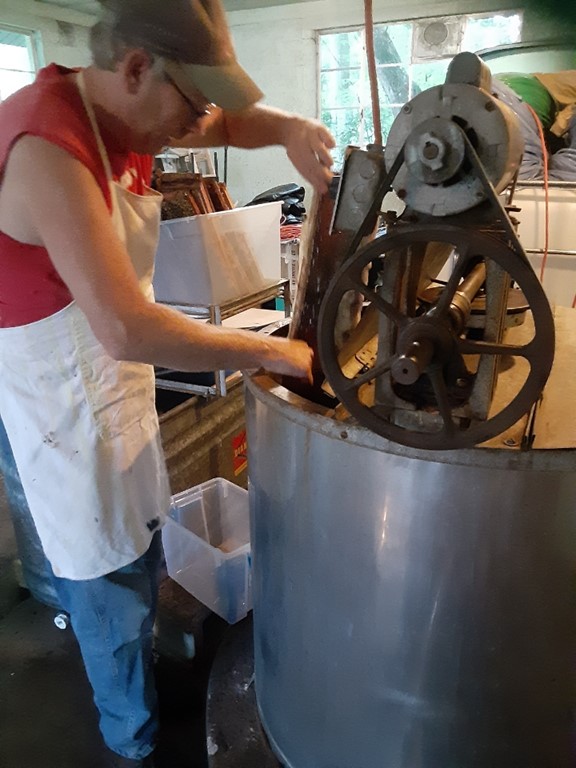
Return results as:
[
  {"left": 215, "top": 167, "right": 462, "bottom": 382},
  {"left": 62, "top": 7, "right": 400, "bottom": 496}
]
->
[{"left": 319, "top": 12, "right": 522, "bottom": 168}]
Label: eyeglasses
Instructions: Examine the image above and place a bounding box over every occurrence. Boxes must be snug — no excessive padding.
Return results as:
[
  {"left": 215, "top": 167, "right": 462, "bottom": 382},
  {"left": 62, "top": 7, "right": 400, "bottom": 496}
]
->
[{"left": 164, "top": 72, "right": 212, "bottom": 120}]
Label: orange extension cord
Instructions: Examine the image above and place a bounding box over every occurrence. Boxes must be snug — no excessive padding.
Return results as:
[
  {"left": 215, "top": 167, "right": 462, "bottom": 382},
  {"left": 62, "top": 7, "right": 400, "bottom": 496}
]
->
[
  {"left": 525, "top": 105, "right": 576, "bottom": 307},
  {"left": 364, "top": 0, "right": 382, "bottom": 147},
  {"left": 525, "top": 103, "right": 550, "bottom": 286}
]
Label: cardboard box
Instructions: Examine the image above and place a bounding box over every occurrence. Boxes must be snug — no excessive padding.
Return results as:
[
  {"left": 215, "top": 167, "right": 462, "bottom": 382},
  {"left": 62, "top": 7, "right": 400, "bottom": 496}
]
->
[{"left": 153, "top": 201, "right": 282, "bottom": 306}]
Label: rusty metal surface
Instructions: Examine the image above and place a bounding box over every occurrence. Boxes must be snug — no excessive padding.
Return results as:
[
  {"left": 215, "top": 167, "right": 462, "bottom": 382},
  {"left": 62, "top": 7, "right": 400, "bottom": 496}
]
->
[
  {"left": 318, "top": 224, "right": 554, "bottom": 450},
  {"left": 314, "top": 81, "right": 552, "bottom": 450}
]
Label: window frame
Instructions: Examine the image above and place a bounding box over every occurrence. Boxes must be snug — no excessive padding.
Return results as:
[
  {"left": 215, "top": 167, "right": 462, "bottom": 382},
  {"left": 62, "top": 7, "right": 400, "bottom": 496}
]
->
[{"left": 0, "top": 23, "right": 44, "bottom": 101}]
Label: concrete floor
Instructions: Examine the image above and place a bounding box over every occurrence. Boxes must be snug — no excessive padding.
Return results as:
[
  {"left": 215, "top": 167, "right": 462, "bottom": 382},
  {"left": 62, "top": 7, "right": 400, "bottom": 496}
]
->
[{"left": 0, "top": 477, "right": 219, "bottom": 768}]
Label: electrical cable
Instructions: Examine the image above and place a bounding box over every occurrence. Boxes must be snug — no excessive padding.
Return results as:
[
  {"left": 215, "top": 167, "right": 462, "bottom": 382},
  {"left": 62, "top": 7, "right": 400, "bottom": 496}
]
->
[
  {"left": 525, "top": 103, "right": 550, "bottom": 284},
  {"left": 364, "top": 0, "right": 382, "bottom": 147}
]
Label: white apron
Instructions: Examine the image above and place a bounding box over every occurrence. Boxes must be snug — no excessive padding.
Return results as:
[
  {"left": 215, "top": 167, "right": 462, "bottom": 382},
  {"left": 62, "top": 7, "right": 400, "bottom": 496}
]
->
[{"left": 0, "top": 72, "right": 171, "bottom": 580}]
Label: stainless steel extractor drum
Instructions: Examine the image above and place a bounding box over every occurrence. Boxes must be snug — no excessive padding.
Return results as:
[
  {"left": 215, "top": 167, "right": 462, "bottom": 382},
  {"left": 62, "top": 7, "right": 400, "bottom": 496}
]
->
[
  {"left": 245, "top": 52, "right": 576, "bottom": 767},
  {"left": 245, "top": 372, "right": 576, "bottom": 768}
]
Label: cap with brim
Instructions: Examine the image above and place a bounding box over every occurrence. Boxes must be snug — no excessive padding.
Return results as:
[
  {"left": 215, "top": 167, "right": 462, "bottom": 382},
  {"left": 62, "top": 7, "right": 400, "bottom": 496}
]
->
[
  {"left": 97, "top": 0, "right": 264, "bottom": 110},
  {"left": 163, "top": 58, "right": 263, "bottom": 111}
]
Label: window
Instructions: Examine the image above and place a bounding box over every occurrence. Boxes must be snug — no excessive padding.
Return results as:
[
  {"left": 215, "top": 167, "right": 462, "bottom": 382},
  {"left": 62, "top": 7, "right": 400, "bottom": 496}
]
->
[
  {"left": 319, "top": 12, "right": 523, "bottom": 166},
  {"left": 0, "top": 27, "right": 42, "bottom": 101}
]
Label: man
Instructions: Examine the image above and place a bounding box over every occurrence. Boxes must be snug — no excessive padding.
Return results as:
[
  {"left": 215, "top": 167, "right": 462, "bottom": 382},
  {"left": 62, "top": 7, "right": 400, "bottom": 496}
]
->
[{"left": 0, "top": 1, "right": 334, "bottom": 766}]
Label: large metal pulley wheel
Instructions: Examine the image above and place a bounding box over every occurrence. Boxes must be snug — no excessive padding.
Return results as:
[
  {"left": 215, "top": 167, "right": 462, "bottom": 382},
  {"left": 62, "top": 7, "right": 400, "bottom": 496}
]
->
[{"left": 318, "top": 224, "right": 555, "bottom": 450}]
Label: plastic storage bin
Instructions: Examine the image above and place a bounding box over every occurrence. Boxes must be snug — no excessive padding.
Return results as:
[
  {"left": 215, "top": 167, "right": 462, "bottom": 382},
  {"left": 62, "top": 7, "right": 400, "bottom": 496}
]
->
[
  {"left": 162, "top": 478, "right": 251, "bottom": 623},
  {"left": 153, "top": 201, "right": 282, "bottom": 306}
]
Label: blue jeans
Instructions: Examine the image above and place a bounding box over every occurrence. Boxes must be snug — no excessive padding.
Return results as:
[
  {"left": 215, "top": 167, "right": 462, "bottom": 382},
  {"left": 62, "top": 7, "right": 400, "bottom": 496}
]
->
[
  {"left": 0, "top": 416, "right": 162, "bottom": 759},
  {"left": 0, "top": 417, "right": 61, "bottom": 609},
  {"left": 52, "top": 532, "right": 162, "bottom": 760}
]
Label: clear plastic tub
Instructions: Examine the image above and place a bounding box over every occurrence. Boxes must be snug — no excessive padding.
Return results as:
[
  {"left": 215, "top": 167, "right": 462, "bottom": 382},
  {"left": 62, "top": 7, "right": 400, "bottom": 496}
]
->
[
  {"left": 162, "top": 478, "right": 251, "bottom": 623},
  {"left": 153, "top": 201, "right": 282, "bottom": 305}
]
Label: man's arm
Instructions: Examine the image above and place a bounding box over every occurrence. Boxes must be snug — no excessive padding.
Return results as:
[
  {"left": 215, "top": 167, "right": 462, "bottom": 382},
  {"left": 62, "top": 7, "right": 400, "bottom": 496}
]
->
[
  {"left": 174, "top": 103, "right": 335, "bottom": 193},
  {"left": 2, "top": 136, "right": 312, "bottom": 380}
]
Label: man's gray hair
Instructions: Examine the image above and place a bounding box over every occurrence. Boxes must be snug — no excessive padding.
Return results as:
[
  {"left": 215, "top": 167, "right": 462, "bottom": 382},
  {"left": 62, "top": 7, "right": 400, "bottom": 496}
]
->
[
  {"left": 89, "top": 20, "right": 164, "bottom": 75},
  {"left": 89, "top": 21, "right": 128, "bottom": 70},
  {"left": 89, "top": 0, "right": 263, "bottom": 110}
]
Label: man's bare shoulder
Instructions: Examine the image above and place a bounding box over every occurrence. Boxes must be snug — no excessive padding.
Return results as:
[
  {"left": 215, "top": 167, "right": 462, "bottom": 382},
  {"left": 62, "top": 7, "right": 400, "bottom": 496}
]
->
[
  {"left": 8, "top": 134, "right": 87, "bottom": 173},
  {"left": 0, "top": 135, "right": 102, "bottom": 245}
]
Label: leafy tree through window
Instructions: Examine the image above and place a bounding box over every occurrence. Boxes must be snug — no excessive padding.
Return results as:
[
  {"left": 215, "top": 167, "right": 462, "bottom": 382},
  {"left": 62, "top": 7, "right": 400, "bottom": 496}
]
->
[{"left": 319, "top": 12, "right": 523, "bottom": 167}]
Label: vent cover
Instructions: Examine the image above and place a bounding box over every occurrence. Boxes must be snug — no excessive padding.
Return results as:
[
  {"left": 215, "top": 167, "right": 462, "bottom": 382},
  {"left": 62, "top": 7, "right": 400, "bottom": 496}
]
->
[{"left": 413, "top": 17, "right": 464, "bottom": 60}]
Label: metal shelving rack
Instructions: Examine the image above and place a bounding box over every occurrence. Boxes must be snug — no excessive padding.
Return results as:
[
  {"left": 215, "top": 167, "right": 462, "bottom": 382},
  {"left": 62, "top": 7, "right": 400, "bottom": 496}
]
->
[{"left": 155, "top": 278, "right": 291, "bottom": 397}]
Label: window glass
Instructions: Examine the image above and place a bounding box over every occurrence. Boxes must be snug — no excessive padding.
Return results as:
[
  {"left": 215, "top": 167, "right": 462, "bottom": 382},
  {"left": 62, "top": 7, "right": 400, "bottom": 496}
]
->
[
  {"left": 319, "top": 11, "right": 523, "bottom": 164},
  {"left": 378, "top": 105, "right": 402, "bottom": 139},
  {"left": 462, "top": 13, "right": 522, "bottom": 52},
  {"left": 321, "top": 68, "right": 364, "bottom": 109},
  {"left": 377, "top": 65, "right": 410, "bottom": 105},
  {"left": 320, "top": 30, "right": 364, "bottom": 70},
  {"left": 411, "top": 59, "right": 450, "bottom": 96},
  {"left": 321, "top": 107, "right": 363, "bottom": 163},
  {"left": 374, "top": 23, "right": 412, "bottom": 66},
  {"left": 0, "top": 27, "right": 40, "bottom": 101}
]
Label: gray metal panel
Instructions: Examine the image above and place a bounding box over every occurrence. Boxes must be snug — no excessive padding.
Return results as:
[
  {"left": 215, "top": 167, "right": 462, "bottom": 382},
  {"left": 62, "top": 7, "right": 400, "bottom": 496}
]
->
[{"left": 245, "top": 375, "right": 576, "bottom": 768}]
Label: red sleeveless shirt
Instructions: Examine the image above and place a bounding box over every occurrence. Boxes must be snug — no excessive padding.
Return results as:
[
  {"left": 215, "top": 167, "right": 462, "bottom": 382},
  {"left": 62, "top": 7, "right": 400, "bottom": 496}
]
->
[{"left": 0, "top": 64, "right": 153, "bottom": 327}]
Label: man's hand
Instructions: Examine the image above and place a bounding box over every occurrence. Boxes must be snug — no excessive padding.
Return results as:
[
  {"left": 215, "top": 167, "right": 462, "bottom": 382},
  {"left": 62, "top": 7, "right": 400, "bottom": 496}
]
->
[
  {"left": 284, "top": 116, "right": 335, "bottom": 194},
  {"left": 263, "top": 337, "right": 314, "bottom": 383}
]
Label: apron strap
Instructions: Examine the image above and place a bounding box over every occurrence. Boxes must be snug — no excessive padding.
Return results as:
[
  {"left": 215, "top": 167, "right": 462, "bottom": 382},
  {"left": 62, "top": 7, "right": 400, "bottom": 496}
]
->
[{"left": 76, "top": 70, "right": 114, "bottom": 184}]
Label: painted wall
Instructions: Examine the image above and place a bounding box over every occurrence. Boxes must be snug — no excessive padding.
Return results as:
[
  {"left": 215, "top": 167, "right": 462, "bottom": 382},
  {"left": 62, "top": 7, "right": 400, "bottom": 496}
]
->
[
  {"left": 0, "top": 0, "right": 92, "bottom": 69},
  {"left": 221, "top": 0, "right": 573, "bottom": 205}
]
